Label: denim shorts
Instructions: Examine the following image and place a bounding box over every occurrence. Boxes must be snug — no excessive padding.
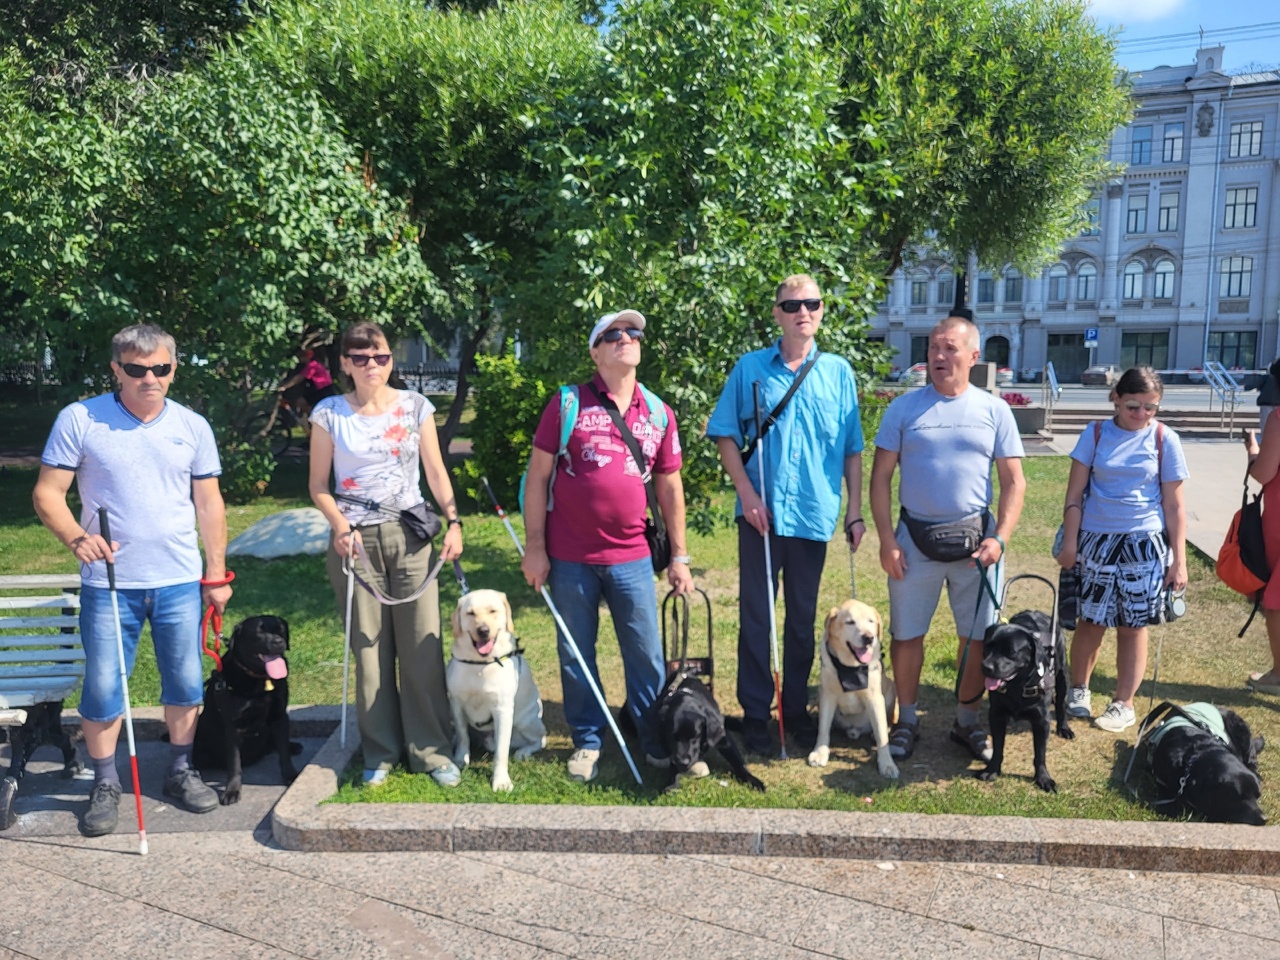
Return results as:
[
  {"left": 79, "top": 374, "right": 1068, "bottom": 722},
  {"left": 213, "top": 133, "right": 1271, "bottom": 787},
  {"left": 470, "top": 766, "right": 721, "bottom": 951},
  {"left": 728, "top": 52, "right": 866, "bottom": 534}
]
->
[{"left": 78, "top": 581, "right": 205, "bottom": 722}]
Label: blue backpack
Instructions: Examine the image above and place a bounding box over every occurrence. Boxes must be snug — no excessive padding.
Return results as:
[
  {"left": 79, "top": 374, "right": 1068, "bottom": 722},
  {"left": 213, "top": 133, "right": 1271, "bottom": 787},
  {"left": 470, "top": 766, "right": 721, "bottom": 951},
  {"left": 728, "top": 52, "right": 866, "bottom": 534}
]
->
[{"left": 518, "top": 383, "right": 668, "bottom": 514}]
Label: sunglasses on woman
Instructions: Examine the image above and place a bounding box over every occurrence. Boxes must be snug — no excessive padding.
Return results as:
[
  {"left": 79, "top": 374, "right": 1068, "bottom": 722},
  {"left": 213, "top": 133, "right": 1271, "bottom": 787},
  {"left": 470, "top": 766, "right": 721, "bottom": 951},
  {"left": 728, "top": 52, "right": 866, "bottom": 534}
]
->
[
  {"left": 776, "top": 298, "right": 823, "bottom": 313},
  {"left": 345, "top": 353, "right": 393, "bottom": 367},
  {"left": 1122, "top": 401, "right": 1159, "bottom": 413},
  {"left": 596, "top": 328, "right": 644, "bottom": 345},
  {"left": 120, "top": 362, "right": 172, "bottom": 378}
]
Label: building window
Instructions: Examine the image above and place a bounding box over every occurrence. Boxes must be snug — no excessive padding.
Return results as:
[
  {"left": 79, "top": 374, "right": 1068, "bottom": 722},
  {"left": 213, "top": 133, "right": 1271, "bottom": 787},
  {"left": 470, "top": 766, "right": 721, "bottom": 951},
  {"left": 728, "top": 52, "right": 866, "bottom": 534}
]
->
[
  {"left": 1162, "top": 122, "right": 1184, "bottom": 163},
  {"left": 1079, "top": 197, "right": 1101, "bottom": 236},
  {"left": 1004, "top": 270, "right": 1023, "bottom": 303},
  {"left": 1153, "top": 259, "right": 1176, "bottom": 300},
  {"left": 1127, "top": 193, "right": 1148, "bottom": 233},
  {"left": 976, "top": 272, "right": 995, "bottom": 304},
  {"left": 1208, "top": 331, "right": 1257, "bottom": 369},
  {"left": 910, "top": 336, "right": 929, "bottom": 364},
  {"left": 1224, "top": 187, "right": 1258, "bottom": 229},
  {"left": 910, "top": 276, "right": 928, "bottom": 306},
  {"left": 1131, "top": 125, "right": 1152, "bottom": 165},
  {"left": 1048, "top": 264, "right": 1068, "bottom": 302},
  {"left": 1076, "top": 263, "right": 1097, "bottom": 302},
  {"left": 936, "top": 274, "right": 954, "bottom": 307},
  {"left": 1122, "top": 331, "right": 1169, "bottom": 370},
  {"left": 1229, "top": 120, "right": 1263, "bottom": 158},
  {"left": 1219, "top": 256, "right": 1253, "bottom": 299},
  {"left": 1158, "top": 192, "right": 1179, "bottom": 232},
  {"left": 1123, "top": 261, "right": 1144, "bottom": 300}
]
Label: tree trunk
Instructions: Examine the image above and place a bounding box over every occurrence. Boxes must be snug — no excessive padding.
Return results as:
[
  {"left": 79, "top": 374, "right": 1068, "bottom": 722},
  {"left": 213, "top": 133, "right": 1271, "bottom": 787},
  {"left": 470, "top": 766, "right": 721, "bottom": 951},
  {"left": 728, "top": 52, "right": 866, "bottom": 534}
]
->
[{"left": 438, "top": 313, "right": 488, "bottom": 465}]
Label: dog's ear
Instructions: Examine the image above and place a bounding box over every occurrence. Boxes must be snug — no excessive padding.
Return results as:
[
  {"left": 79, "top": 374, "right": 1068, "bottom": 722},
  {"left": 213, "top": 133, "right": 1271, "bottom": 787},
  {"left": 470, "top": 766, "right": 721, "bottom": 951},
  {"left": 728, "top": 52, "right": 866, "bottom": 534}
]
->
[
  {"left": 451, "top": 602, "right": 462, "bottom": 640},
  {"left": 824, "top": 607, "right": 840, "bottom": 642},
  {"left": 276, "top": 617, "right": 290, "bottom": 649},
  {"left": 503, "top": 594, "right": 514, "bottom": 636},
  {"left": 871, "top": 605, "right": 882, "bottom": 640}
]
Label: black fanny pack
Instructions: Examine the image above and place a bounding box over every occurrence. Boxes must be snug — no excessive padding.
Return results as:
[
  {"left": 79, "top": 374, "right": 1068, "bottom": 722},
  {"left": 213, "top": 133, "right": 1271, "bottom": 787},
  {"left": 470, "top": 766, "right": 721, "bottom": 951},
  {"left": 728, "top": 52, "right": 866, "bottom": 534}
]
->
[
  {"left": 335, "top": 493, "right": 441, "bottom": 542},
  {"left": 901, "top": 509, "right": 987, "bottom": 563}
]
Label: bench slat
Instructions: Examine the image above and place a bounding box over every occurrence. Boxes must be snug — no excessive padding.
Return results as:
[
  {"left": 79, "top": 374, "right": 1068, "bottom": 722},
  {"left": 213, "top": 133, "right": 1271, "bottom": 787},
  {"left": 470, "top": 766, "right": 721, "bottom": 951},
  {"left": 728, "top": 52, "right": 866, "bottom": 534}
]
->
[
  {"left": 0, "top": 596, "right": 81, "bottom": 612},
  {"left": 0, "top": 575, "right": 82, "bottom": 590},
  {"left": 0, "top": 683, "right": 81, "bottom": 709},
  {"left": 0, "top": 635, "right": 86, "bottom": 649},
  {"left": 0, "top": 615, "right": 79, "bottom": 631},
  {"left": 0, "top": 664, "right": 85, "bottom": 681},
  {"left": 0, "top": 648, "right": 85, "bottom": 665}
]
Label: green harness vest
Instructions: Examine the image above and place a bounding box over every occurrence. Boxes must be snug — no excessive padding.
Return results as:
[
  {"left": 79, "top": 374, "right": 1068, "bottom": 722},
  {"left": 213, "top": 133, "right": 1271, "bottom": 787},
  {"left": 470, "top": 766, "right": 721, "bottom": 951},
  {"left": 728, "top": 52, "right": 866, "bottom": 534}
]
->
[{"left": 1144, "top": 701, "right": 1228, "bottom": 749}]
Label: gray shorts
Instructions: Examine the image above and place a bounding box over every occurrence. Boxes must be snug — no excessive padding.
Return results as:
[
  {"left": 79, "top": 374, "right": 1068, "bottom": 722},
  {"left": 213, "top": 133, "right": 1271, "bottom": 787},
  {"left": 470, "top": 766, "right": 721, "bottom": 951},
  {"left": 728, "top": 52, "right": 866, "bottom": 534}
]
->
[{"left": 888, "top": 518, "right": 1003, "bottom": 641}]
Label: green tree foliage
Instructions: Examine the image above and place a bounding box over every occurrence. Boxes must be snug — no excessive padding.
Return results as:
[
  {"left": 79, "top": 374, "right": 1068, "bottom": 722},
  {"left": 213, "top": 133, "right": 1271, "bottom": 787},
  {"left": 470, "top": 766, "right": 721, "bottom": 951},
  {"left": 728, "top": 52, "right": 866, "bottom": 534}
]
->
[
  {"left": 243, "top": 0, "right": 600, "bottom": 452},
  {"left": 516, "top": 0, "right": 897, "bottom": 525},
  {"left": 0, "top": 51, "right": 433, "bottom": 498},
  {"left": 818, "top": 0, "right": 1131, "bottom": 271}
]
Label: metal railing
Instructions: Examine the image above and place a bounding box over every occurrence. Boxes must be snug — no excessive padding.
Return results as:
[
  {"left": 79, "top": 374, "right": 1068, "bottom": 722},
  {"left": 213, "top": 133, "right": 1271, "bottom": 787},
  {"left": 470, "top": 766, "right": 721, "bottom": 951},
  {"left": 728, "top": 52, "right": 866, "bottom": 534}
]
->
[
  {"left": 1204, "top": 360, "right": 1241, "bottom": 434},
  {"left": 1042, "top": 362, "right": 1062, "bottom": 431}
]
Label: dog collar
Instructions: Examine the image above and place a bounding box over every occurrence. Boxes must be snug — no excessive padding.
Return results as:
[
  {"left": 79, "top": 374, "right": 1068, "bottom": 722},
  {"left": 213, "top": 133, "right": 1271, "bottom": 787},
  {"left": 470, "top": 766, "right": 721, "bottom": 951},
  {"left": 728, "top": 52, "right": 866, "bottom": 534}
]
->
[
  {"left": 826, "top": 641, "right": 870, "bottom": 692},
  {"left": 453, "top": 638, "right": 525, "bottom": 668}
]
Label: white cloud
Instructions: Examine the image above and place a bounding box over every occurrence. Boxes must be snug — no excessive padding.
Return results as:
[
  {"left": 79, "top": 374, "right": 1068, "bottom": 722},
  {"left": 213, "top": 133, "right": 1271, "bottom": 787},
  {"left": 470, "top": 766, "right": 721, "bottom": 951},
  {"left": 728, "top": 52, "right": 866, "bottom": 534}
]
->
[{"left": 1089, "top": 0, "right": 1186, "bottom": 23}]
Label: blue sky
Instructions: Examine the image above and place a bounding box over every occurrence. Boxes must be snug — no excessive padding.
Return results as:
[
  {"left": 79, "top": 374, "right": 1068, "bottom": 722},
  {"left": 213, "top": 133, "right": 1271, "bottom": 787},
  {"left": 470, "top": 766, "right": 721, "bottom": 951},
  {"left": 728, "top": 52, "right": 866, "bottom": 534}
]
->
[{"left": 1089, "top": 0, "right": 1279, "bottom": 72}]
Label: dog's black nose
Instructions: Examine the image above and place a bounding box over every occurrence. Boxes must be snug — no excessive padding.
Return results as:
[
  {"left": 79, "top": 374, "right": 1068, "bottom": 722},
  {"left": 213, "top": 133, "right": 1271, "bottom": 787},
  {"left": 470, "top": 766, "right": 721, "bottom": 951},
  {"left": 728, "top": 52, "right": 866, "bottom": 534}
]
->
[{"left": 477, "top": 624, "right": 491, "bottom": 639}]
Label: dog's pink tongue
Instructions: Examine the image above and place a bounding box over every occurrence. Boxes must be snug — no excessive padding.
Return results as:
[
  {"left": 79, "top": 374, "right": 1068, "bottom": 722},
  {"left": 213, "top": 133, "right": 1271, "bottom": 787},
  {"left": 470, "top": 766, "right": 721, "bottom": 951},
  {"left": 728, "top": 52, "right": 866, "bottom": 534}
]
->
[
  {"left": 984, "top": 677, "right": 1003, "bottom": 692},
  {"left": 262, "top": 655, "right": 288, "bottom": 680},
  {"left": 475, "top": 637, "right": 496, "bottom": 657},
  {"left": 854, "top": 645, "right": 874, "bottom": 665}
]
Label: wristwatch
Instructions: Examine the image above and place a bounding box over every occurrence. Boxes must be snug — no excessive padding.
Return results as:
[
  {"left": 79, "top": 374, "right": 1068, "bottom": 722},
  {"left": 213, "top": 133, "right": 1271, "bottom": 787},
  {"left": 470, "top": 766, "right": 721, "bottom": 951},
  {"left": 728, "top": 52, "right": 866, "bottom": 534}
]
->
[
  {"left": 447, "top": 517, "right": 463, "bottom": 528},
  {"left": 672, "top": 554, "right": 692, "bottom": 565}
]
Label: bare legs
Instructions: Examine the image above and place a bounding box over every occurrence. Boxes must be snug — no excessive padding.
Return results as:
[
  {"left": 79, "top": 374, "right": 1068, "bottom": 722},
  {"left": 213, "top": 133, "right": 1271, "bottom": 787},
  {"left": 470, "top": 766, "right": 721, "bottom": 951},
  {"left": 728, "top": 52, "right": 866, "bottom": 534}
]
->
[{"left": 1069, "top": 620, "right": 1148, "bottom": 706}]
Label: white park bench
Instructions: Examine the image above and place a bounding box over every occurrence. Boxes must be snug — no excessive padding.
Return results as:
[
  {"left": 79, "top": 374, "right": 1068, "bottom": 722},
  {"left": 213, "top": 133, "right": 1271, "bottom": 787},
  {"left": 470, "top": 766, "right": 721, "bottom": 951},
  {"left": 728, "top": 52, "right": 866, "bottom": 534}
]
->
[{"left": 0, "top": 574, "right": 85, "bottom": 829}]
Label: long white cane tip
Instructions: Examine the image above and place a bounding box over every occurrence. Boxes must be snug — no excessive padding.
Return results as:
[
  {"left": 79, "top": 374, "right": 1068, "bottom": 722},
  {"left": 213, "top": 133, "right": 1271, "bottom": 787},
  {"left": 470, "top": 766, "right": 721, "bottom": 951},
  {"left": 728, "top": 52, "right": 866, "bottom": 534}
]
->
[{"left": 139, "top": 838, "right": 149, "bottom": 856}]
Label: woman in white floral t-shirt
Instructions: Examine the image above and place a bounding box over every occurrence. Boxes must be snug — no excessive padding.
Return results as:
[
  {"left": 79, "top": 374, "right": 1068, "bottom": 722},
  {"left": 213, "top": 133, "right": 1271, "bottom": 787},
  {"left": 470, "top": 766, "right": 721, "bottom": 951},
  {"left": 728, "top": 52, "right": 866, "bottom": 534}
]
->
[{"left": 309, "top": 322, "right": 464, "bottom": 787}]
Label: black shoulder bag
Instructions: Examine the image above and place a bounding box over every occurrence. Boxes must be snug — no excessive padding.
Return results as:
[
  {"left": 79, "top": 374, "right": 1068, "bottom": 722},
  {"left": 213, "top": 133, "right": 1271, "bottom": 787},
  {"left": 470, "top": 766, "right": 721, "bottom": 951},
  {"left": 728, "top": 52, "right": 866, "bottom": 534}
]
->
[
  {"left": 741, "top": 352, "right": 819, "bottom": 465},
  {"left": 334, "top": 492, "right": 442, "bottom": 543},
  {"left": 589, "top": 384, "right": 671, "bottom": 573}
]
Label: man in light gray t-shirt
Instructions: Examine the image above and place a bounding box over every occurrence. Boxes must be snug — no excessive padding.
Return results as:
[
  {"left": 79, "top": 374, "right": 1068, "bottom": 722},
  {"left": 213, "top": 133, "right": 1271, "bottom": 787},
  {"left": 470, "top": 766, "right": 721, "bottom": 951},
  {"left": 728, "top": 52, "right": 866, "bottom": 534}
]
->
[
  {"left": 870, "top": 315, "right": 1026, "bottom": 766},
  {"left": 33, "top": 324, "right": 233, "bottom": 838}
]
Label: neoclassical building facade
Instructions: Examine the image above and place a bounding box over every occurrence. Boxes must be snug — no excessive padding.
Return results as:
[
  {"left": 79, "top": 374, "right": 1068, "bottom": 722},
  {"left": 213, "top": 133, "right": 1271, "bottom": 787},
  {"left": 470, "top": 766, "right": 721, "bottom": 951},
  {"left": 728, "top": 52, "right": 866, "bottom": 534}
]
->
[{"left": 870, "top": 45, "right": 1280, "bottom": 382}]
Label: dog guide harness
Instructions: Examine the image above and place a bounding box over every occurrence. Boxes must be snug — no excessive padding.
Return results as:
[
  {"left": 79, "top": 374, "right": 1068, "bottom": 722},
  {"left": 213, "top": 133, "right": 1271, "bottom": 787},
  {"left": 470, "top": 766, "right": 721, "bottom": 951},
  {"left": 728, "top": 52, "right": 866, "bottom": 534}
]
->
[
  {"left": 1131, "top": 701, "right": 1231, "bottom": 810},
  {"left": 825, "top": 641, "right": 871, "bottom": 692}
]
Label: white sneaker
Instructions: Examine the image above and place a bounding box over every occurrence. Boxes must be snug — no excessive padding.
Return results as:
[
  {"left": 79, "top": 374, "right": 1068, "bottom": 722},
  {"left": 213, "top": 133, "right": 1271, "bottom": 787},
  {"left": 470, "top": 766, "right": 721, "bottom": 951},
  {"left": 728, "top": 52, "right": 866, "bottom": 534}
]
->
[
  {"left": 567, "top": 748, "right": 600, "bottom": 783},
  {"left": 1094, "top": 700, "right": 1135, "bottom": 733},
  {"left": 1065, "top": 686, "right": 1092, "bottom": 719}
]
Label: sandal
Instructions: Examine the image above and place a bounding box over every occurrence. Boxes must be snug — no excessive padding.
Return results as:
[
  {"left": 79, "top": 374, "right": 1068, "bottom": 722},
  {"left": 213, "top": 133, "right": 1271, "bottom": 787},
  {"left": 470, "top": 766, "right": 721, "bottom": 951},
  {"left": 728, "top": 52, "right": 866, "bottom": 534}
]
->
[
  {"left": 887, "top": 721, "right": 920, "bottom": 760},
  {"left": 950, "top": 721, "right": 993, "bottom": 763},
  {"left": 1247, "top": 672, "right": 1280, "bottom": 695}
]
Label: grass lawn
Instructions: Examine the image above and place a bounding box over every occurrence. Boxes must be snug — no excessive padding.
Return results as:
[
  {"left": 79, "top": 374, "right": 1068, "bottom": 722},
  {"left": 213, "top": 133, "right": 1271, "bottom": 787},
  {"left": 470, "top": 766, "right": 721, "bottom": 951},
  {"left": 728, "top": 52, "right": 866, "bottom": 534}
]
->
[{"left": 3, "top": 438, "right": 1275, "bottom": 823}]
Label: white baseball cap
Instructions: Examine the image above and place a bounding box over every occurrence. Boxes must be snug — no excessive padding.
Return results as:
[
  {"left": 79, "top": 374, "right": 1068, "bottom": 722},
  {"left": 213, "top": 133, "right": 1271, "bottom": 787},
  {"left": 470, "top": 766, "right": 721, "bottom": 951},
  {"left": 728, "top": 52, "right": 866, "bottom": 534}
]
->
[{"left": 589, "top": 309, "right": 647, "bottom": 348}]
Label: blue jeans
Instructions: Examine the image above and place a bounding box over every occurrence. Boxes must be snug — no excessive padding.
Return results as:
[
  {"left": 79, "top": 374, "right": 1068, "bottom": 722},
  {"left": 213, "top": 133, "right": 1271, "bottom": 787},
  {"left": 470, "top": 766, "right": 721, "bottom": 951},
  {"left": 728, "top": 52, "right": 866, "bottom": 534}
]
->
[
  {"left": 79, "top": 581, "right": 204, "bottom": 723},
  {"left": 548, "top": 557, "right": 666, "bottom": 757}
]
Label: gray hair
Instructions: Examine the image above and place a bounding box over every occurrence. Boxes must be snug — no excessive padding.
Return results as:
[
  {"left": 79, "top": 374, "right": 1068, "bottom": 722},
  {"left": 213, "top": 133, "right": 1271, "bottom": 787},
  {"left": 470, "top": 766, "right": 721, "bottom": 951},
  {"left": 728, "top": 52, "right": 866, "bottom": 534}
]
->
[
  {"left": 111, "top": 324, "right": 177, "bottom": 364},
  {"left": 931, "top": 315, "right": 980, "bottom": 352}
]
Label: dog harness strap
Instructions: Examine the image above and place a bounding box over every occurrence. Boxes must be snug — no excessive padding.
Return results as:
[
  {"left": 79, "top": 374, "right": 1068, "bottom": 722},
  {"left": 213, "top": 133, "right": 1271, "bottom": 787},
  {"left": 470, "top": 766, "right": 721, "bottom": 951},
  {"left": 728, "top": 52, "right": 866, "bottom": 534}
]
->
[{"left": 452, "top": 644, "right": 526, "bottom": 668}]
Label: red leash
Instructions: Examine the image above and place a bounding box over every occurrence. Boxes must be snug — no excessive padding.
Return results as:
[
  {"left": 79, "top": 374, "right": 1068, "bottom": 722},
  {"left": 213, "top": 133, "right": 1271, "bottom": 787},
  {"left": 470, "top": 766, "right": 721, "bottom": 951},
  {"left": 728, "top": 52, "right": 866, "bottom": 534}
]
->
[{"left": 201, "top": 604, "right": 224, "bottom": 673}]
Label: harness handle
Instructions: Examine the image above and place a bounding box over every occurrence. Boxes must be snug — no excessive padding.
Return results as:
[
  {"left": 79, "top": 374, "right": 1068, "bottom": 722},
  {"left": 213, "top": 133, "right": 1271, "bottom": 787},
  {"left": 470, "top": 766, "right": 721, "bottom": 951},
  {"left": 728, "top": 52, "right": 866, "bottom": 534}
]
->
[{"left": 201, "top": 604, "right": 224, "bottom": 673}]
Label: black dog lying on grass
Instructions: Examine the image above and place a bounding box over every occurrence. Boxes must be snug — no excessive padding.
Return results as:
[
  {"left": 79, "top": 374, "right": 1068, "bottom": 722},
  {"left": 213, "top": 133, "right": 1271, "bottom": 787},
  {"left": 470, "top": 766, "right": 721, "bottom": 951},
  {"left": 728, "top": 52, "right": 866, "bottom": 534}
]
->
[
  {"left": 654, "top": 671, "right": 765, "bottom": 793},
  {"left": 978, "top": 610, "right": 1073, "bottom": 792},
  {"left": 1141, "top": 702, "right": 1266, "bottom": 825},
  {"left": 193, "top": 615, "right": 300, "bottom": 805}
]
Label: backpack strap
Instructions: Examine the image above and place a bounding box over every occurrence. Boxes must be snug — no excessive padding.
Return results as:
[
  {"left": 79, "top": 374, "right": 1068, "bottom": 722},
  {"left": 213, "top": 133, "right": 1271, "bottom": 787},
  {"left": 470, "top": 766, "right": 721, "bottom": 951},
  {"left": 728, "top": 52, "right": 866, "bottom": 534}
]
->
[
  {"left": 556, "top": 385, "right": 580, "bottom": 468},
  {"left": 637, "top": 384, "right": 668, "bottom": 430}
]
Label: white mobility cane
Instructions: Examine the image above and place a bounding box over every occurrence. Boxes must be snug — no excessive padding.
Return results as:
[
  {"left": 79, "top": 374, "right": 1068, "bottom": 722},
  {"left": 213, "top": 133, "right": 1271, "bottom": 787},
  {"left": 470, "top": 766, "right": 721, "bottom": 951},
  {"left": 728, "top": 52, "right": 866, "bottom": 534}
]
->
[
  {"left": 97, "top": 509, "right": 148, "bottom": 856},
  {"left": 340, "top": 555, "right": 355, "bottom": 748},
  {"left": 751, "top": 381, "right": 787, "bottom": 759},
  {"left": 481, "top": 477, "right": 643, "bottom": 785}
]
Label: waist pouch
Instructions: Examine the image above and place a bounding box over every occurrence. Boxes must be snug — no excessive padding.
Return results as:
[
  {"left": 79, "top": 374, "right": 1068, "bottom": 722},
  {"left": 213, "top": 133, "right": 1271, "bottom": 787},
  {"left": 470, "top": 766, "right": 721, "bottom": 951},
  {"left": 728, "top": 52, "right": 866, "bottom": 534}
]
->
[
  {"left": 400, "top": 501, "right": 442, "bottom": 542},
  {"left": 901, "top": 509, "right": 987, "bottom": 563}
]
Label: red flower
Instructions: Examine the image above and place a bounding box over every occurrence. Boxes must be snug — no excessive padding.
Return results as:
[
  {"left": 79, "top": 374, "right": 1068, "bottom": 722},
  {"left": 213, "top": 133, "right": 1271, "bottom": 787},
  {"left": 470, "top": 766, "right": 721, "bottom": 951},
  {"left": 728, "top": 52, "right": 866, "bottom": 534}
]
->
[
  {"left": 383, "top": 423, "right": 408, "bottom": 443},
  {"left": 340, "top": 477, "right": 359, "bottom": 490}
]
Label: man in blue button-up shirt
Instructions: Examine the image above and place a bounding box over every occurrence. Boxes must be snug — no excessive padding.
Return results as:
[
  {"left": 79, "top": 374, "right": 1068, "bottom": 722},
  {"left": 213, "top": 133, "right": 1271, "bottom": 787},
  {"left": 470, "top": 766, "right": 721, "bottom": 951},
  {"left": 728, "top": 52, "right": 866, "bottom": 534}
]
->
[{"left": 707, "top": 275, "right": 866, "bottom": 756}]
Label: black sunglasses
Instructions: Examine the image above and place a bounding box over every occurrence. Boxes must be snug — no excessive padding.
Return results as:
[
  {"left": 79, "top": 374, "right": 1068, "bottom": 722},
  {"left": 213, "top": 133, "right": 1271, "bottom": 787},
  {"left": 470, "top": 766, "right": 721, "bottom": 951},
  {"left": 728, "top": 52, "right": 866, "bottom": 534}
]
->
[
  {"left": 345, "top": 353, "right": 392, "bottom": 367},
  {"left": 596, "top": 327, "right": 644, "bottom": 345},
  {"left": 776, "top": 298, "right": 823, "bottom": 314},
  {"left": 120, "top": 362, "right": 172, "bottom": 378}
]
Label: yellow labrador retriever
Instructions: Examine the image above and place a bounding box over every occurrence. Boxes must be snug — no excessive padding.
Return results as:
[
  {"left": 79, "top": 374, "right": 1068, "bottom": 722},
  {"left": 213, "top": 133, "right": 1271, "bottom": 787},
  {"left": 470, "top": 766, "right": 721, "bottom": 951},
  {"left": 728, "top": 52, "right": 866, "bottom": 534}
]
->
[
  {"left": 447, "top": 590, "right": 546, "bottom": 792},
  {"left": 807, "top": 599, "right": 899, "bottom": 779}
]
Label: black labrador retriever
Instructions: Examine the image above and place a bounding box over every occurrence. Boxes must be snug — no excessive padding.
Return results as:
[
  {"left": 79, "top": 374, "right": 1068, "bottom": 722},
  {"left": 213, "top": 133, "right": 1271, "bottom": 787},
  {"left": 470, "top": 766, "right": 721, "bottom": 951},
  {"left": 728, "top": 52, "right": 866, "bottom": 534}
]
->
[
  {"left": 1144, "top": 702, "right": 1266, "bottom": 825},
  {"left": 193, "top": 615, "right": 299, "bottom": 805},
  {"left": 654, "top": 671, "right": 765, "bottom": 793},
  {"left": 978, "top": 610, "right": 1073, "bottom": 792}
]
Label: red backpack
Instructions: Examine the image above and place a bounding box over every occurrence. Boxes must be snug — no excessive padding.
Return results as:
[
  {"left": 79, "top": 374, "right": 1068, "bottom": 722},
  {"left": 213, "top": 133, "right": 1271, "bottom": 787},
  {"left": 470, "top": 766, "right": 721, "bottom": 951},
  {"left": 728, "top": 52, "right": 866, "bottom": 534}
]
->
[{"left": 1217, "top": 470, "right": 1270, "bottom": 635}]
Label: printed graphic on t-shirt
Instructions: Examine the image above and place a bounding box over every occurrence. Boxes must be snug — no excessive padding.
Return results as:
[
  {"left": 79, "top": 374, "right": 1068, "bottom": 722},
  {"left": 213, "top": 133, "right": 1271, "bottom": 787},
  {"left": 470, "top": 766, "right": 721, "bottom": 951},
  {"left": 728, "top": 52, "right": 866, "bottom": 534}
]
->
[{"left": 576, "top": 404, "right": 664, "bottom": 477}]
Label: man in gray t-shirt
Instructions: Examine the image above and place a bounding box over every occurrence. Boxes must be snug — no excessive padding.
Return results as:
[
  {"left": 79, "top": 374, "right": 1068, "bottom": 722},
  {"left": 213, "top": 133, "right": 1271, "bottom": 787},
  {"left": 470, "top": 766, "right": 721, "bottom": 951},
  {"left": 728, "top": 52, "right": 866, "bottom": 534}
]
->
[
  {"left": 870, "top": 315, "right": 1026, "bottom": 765},
  {"left": 33, "top": 324, "right": 233, "bottom": 837}
]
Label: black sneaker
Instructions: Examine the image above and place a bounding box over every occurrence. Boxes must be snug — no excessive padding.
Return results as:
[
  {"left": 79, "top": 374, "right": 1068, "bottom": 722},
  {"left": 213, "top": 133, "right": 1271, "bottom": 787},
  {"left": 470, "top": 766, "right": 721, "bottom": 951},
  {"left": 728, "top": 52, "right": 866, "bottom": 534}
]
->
[
  {"left": 163, "top": 767, "right": 219, "bottom": 813},
  {"left": 783, "top": 711, "right": 818, "bottom": 750},
  {"left": 740, "top": 717, "right": 773, "bottom": 756},
  {"left": 81, "top": 780, "right": 121, "bottom": 837}
]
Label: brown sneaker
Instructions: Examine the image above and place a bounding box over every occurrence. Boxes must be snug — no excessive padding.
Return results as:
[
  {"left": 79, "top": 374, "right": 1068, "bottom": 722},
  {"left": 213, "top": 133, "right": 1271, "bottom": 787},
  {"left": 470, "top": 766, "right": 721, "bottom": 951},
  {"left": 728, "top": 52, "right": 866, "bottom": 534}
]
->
[{"left": 950, "top": 722, "right": 993, "bottom": 762}]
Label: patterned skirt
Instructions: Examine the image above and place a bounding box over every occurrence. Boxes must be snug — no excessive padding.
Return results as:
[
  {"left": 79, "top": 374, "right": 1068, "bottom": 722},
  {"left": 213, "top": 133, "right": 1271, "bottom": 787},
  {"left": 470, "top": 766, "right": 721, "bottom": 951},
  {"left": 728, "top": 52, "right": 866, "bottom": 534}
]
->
[{"left": 1077, "top": 530, "right": 1168, "bottom": 628}]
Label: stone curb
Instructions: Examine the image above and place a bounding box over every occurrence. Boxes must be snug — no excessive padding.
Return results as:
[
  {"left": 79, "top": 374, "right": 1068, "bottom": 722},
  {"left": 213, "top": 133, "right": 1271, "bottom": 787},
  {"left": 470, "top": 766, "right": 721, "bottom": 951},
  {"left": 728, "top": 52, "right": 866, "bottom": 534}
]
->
[{"left": 271, "top": 717, "right": 1280, "bottom": 873}]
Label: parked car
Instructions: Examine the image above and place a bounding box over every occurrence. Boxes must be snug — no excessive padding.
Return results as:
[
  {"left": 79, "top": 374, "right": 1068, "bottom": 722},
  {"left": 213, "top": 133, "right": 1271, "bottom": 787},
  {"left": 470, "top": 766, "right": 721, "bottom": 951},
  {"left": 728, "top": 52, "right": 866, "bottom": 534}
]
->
[
  {"left": 901, "top": 362, "right": 928, "bottom": 387},
  {"left": 1080, "top": 363, "right": 1121, "bottom": 386},
  {"left": 996, "top": 366, "right": 1014, "bottom": 386}
]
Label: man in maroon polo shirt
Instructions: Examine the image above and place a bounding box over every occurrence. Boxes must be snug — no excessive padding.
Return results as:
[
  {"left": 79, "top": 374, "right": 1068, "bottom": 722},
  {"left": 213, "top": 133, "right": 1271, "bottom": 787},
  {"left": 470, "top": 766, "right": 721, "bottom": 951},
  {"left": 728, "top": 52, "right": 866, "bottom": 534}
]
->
[{"left": 522, "top": 309, "right": 694, "bottom": 782}]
